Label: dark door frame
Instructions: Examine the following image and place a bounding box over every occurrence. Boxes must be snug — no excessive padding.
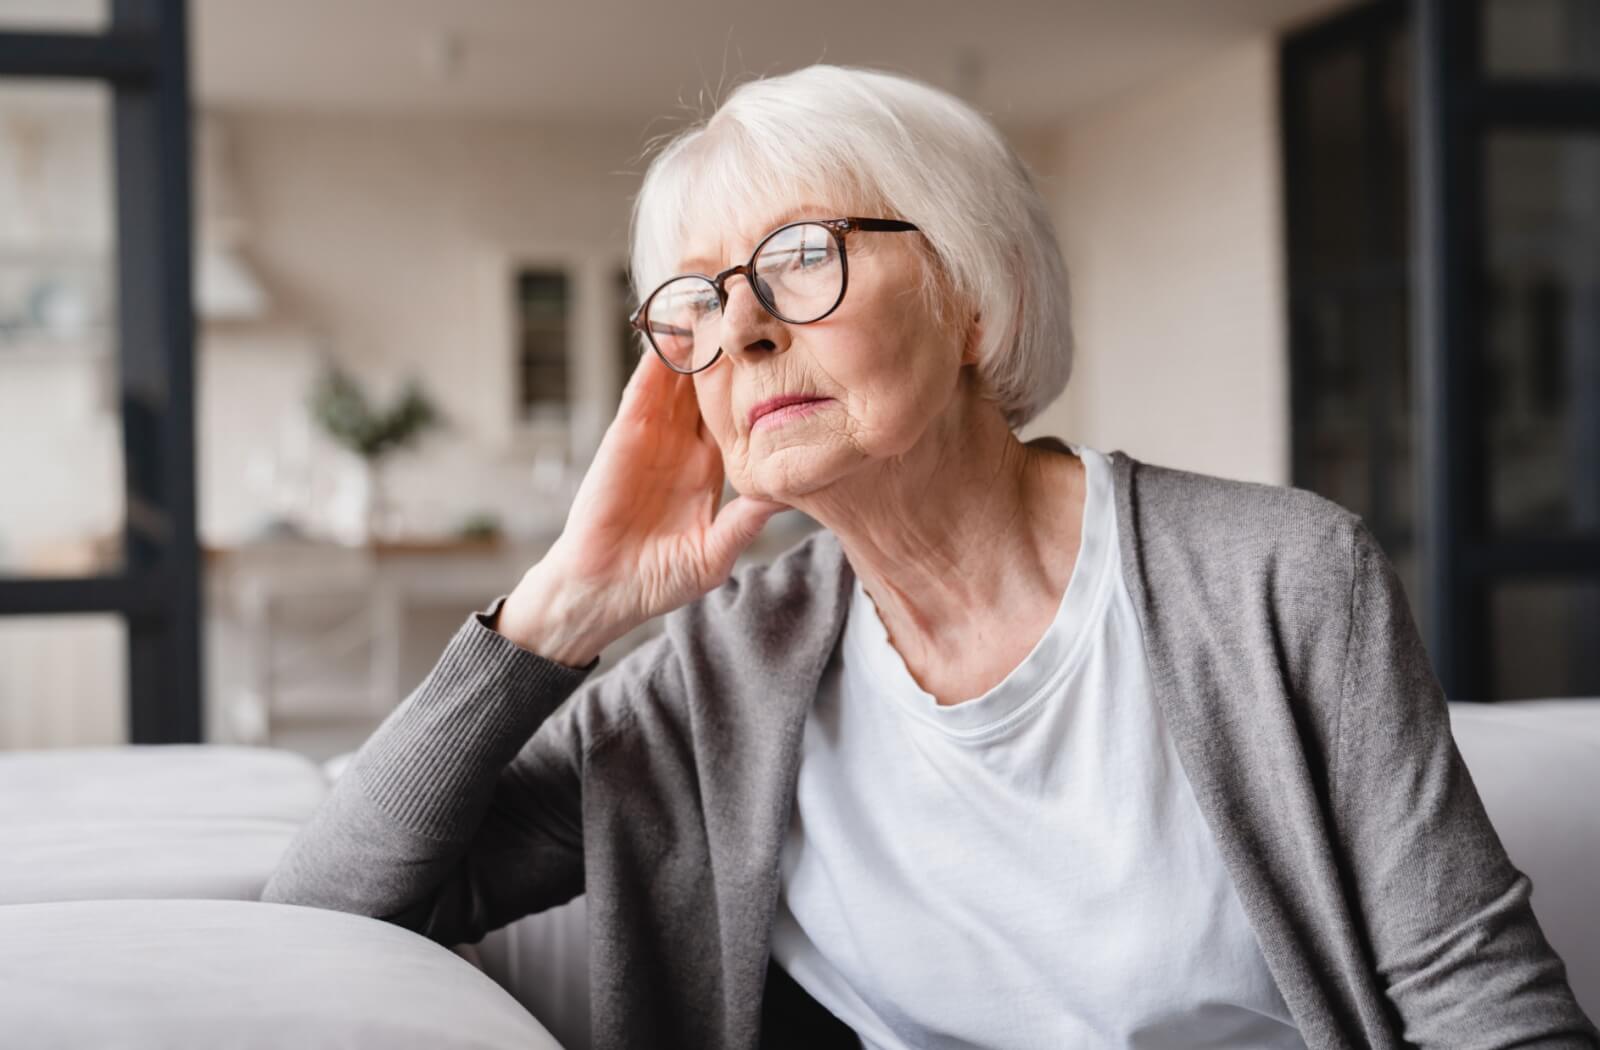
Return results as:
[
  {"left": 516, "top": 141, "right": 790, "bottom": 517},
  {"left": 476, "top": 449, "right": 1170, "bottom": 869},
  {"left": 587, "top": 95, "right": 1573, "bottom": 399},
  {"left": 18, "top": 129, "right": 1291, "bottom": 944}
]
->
[
  {"left": 1415, "top": 0, "right": 1600, "bottom": 701},
  {"left": 1281, "top": 0, "right": 1412, "bottom": 563},
  {"left": 0, "top": 0, "right": 202, "bottom": 743},
  {"left": 1287, "top": 0, "right": 1600, "bottom": 702}
]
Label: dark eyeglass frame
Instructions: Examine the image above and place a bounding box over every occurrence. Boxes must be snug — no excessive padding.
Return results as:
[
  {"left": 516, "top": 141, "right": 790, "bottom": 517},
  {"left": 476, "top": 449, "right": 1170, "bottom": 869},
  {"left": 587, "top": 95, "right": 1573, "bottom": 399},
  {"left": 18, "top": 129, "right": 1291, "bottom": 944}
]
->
[{"left": 628, "top": 216, "right": 922, "bottom": 374}]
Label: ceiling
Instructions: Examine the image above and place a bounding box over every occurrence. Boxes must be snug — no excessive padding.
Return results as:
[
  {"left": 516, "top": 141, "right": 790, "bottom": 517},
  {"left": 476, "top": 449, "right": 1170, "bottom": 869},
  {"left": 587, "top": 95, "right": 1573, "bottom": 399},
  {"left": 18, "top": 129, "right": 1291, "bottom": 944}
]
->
[
  {"left": 2, "top": 0, "right": 1352, "bottom": 127},
  {"left": 190, "top": 0, "right": 1352, "bottom": 126}
]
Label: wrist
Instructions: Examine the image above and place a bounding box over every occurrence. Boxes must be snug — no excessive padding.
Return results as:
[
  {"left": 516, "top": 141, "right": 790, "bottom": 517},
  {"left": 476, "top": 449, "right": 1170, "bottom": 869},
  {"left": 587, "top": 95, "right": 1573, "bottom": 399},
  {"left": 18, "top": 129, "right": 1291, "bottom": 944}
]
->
[{"left": 494, "top": 564, "right": 620, "bottom": 668}]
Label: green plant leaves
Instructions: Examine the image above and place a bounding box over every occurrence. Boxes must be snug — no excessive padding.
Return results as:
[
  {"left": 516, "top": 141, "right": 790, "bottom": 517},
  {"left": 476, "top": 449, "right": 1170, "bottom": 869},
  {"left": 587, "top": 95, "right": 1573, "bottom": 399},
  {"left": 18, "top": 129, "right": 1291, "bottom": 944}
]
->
[{"left": 307, "top": 363, "right": 442, "bottom": 460}]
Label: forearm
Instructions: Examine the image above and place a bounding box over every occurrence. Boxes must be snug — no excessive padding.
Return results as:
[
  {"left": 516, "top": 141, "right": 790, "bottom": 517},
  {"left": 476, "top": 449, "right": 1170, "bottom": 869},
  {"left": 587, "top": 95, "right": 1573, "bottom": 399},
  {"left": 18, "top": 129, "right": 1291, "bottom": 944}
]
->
[{"left": 260, "top": 596, "right": 596, "bottom": 921}]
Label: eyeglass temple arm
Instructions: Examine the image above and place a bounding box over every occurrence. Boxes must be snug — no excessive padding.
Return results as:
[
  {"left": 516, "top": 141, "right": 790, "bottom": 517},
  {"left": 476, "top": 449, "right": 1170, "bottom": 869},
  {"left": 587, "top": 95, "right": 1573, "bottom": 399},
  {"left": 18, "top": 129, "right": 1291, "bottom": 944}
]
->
[
  {"left": 844, "top": 217, "right": 919, "bottom": 233},
  {"left": 628, "top": 307, "right": 691, "bottom": 337}
]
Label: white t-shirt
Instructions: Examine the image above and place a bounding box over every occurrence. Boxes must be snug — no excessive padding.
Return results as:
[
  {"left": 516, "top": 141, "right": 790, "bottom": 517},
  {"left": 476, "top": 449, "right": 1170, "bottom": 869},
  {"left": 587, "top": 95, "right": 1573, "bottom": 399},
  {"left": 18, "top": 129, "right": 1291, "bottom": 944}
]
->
[{"left": 769, "top": 442, "right": 1307, "bottom": 1049}]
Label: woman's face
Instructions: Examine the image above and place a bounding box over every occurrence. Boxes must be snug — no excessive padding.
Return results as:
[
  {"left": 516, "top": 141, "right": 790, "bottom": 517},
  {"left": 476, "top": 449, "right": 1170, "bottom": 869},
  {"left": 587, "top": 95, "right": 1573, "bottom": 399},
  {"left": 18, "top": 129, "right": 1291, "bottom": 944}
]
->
[{"left": 678, "top": 202, "right": 974, "bottom": 504}]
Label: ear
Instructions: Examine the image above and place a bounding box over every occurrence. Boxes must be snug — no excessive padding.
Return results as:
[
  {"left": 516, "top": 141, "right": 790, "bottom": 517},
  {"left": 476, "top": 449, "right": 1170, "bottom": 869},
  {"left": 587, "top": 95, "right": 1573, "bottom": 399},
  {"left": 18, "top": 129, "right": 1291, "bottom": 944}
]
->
[{"left": 960, "top": 312, "right": 983, "bottom": 366}]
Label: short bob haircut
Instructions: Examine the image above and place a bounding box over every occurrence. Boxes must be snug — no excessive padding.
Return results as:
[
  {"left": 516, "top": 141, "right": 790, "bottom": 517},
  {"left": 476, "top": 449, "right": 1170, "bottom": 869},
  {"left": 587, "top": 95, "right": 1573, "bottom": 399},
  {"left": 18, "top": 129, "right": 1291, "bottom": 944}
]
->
[{"left": 628, "top": 63, "right": 1074, "bottom": 431}]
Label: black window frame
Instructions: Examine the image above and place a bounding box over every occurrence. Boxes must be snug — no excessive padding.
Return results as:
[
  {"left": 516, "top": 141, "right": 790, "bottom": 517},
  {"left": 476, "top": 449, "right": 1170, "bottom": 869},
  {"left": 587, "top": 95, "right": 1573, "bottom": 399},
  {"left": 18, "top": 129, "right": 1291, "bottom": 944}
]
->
[
  {"left": 1281, "top": 0, "right": 1413, "bottom": 565},
  {"left": 0, "top": 0, "right": 202, "bottom": 743},
  {"left": 1284, "top": 0, "right": 1600, "bottom": 702}
]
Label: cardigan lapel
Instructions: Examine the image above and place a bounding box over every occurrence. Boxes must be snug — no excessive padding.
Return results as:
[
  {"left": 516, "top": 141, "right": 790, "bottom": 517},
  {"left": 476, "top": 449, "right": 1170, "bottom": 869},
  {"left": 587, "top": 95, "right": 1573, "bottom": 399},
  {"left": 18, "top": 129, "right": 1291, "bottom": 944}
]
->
[
  {"left": 1104, "top": 449, "right": 1394, "bottom": 1047},
  {"left": 693, "top": 528, "right": 857, "bottom": 1049}
]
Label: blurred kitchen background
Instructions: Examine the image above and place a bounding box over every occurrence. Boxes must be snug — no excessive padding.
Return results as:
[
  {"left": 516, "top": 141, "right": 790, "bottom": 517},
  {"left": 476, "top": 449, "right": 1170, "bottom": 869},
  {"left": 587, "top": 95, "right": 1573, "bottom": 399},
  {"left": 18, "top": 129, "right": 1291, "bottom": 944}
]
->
[{"left": 1, "top": 0, "right": 1596, "bottom": 760}]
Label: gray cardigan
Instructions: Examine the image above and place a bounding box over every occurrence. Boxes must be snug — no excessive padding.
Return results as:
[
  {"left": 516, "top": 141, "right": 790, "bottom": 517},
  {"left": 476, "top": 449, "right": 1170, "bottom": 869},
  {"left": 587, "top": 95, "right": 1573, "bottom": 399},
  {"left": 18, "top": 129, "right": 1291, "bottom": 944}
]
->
[{"left": 261, "top": 443, "right": 1599, "bottom": 1049}]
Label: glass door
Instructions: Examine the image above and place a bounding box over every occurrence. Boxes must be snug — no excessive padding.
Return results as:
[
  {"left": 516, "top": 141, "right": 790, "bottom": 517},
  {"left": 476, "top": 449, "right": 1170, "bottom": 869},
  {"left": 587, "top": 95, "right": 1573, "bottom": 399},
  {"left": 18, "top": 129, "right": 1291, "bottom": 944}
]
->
[
  {"left": 1415, "top": 0, "right": 1600, "bottom": 700},
  {"left": 0, "top": 0, "right": 202, "bottom": 743}
]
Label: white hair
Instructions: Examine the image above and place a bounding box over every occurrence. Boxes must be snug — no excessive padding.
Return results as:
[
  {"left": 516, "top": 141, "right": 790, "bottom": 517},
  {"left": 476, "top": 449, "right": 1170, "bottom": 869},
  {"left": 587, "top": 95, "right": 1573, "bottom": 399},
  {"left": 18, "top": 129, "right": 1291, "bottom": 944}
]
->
[{"left": 628, "top": 63, "right": 1074, "bottom": 431}]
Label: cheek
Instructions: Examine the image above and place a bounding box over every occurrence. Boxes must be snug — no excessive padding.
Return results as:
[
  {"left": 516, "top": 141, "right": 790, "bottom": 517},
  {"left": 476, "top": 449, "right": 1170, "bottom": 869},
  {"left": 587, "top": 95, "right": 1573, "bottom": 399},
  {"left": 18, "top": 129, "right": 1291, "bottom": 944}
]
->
[
  {"left": 691, "top": 374, "right": 738, "bottom": 444},
  {"left": 837, "top": 316, "right": 942, "bottom": 405}
]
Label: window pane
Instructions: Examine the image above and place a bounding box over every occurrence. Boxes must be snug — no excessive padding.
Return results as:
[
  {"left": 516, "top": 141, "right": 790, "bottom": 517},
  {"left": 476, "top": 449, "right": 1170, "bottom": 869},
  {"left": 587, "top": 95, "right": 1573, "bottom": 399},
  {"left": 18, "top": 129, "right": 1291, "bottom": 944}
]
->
[
  {"left": 0, "top": 80, "right": 122, "bottom": 577},
  {"left": 1296, "top": 287, "right": 1413, "bottom": 530},
  {"left": 617, "top": 267, "right": 638, "bottom": 407},
  {"left": 1286, "top": 11, "right": 1414, "bottom": 569},
  {"left": 1483, "top": 131, "right": 1600, "bottom": 537},
  {"left": 1380, "top": 24, "right": 1413, "bottom": 261},
  {"left": 1296, "top": 47, "right": 1369, "bottom": 279},
  {"left": 1486, "top": 0, "right": 1600, "bottom": 81},
  {"left": 0, "top": 0, "right": 106, "bottom": 31},
  {"left": 1299, "top": 286, "right": 1374, "bottom": 514},
  {"left": 515, "top": 269, "right": 568, "bottom": 419},
  {"left": 0, "top": 613, "right": 126, "bottom": 748},
  {"left": 1490, "top": 580, "right": 1600, "bottom": 699}
]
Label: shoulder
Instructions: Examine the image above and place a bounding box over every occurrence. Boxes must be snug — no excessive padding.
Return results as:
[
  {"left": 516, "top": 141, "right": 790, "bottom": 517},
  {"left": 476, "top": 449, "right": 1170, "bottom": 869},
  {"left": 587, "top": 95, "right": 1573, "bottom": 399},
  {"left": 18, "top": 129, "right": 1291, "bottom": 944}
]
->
[
  {"left": 1115, "top": 451, "right": 1359, "bottom": 550},
  {"left": 1112, "top": 451, "right": 1369, "bottom": 598},
  {"left": 1112, "top": 453, "right": 1401, "bottom": 732}
]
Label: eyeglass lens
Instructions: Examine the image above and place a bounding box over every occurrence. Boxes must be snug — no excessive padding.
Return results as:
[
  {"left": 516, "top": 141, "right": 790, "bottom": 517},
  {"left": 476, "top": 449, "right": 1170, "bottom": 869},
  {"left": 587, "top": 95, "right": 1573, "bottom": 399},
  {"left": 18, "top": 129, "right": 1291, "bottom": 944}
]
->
[{"left": 643, "top": 222, "right": 843, "bottom": 372}]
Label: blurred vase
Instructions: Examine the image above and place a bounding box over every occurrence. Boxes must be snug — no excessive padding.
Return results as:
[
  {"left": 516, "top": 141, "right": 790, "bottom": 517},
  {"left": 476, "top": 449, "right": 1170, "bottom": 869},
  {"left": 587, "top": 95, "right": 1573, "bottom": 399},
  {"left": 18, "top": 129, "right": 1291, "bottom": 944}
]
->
[
  {"left": 332, "top": 454, "right": 393, "bottom": 546},
  {"left": 361, "top": 456, "right": 399, "bottom": 544}
]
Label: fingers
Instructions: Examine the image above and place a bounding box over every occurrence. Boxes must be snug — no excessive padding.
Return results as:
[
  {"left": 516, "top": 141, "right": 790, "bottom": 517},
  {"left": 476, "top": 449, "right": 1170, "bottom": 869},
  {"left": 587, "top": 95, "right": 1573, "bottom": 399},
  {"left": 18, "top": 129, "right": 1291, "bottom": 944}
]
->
[
  {"left": 620, "top": 348, "right": 701, "bottom": 430},
  {"left": 665, "top": 359, "right": 700, "bottom": 427},
  {"left": 703, "top": 495, "right": 788, "bottom": 579},
  {"left": 618, "top": 345, "right": 663, "bottom": 411},
  {"left": 696, "top": 402, "right": 725, "bottom": 459},
  {"left": 617, "top": 349, "right": 665, "bottom": 424}
]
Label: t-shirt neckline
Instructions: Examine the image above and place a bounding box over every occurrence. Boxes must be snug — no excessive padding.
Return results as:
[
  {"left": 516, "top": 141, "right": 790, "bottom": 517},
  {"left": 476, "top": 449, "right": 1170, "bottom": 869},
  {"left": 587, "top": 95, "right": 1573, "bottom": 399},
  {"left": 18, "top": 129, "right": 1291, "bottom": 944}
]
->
[{"left": 843, "top": 441, "right": 1118, "bottom": 741}]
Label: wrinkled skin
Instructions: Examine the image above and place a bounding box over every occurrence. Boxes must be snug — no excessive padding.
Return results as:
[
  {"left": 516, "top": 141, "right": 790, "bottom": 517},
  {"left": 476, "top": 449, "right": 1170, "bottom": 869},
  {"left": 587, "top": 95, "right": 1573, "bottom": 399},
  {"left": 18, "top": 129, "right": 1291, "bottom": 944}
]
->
[{"left": 505, "top": 197, "right": 1084, "bottom": 700}]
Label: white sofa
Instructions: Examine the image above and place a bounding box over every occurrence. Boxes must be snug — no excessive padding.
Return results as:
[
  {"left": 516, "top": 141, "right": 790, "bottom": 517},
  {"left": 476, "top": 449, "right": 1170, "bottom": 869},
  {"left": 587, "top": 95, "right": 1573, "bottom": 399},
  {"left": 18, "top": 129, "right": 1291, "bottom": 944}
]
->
[
  {"left": 1, "top": 699, "right": 1595, "bottom": 1047},
  {"left": 1440, "top": 699, "right": 1600, "bottom": 1019}
]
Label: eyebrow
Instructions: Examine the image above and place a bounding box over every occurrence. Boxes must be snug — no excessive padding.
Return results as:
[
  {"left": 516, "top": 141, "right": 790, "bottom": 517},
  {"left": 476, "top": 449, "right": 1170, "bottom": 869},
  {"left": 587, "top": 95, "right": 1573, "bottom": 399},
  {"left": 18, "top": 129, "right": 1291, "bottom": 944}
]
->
[{"left": 676, "top": 203, "right": 838, "bottom": 273}]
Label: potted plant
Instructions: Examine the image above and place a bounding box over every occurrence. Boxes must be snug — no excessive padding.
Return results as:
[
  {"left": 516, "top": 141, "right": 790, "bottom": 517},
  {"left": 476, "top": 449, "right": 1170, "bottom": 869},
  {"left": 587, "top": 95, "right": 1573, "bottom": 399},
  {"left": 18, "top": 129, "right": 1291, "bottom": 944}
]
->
[{"left": 307, "top": 361, "right": 443, "bottom": 545}]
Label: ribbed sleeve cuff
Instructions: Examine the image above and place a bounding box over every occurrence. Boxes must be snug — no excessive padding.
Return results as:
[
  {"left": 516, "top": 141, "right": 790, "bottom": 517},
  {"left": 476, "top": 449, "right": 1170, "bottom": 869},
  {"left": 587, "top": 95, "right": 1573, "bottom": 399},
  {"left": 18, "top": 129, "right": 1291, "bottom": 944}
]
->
[{"left": 350, "top": 593, "right": 600, "bottom": 840}]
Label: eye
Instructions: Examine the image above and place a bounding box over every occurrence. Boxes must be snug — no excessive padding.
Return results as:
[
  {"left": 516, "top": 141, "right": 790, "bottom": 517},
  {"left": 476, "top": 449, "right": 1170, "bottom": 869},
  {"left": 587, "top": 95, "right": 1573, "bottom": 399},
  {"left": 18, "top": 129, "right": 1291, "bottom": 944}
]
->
[
  {"left": 688, "top": 290, "right": 721, "bottom": 317},
  {"left": 770, "top": 245, "right": 829, "bottom": 272}
]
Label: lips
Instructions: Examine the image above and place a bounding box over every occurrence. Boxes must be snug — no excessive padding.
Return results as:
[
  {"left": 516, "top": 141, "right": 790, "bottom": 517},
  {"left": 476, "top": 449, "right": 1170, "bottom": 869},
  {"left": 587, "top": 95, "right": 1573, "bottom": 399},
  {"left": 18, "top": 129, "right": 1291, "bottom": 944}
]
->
[{"left": 748, "top": 394, "right": 828, "bottom": 429}]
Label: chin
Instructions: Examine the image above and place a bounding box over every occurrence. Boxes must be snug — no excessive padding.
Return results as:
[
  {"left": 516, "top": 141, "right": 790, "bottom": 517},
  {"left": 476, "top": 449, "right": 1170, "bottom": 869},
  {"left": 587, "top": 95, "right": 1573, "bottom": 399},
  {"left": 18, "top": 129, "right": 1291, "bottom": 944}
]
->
[{"left": 739, "top": 440, "right": 853, "bottom": 502}]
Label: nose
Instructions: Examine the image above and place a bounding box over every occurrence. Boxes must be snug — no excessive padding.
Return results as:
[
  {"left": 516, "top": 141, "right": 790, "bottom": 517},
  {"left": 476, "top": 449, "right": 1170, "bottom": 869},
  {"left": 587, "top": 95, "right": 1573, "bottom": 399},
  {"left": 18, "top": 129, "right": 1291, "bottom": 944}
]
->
[{"left": 720, "top": 273, "right": 785, "bottom": 359}]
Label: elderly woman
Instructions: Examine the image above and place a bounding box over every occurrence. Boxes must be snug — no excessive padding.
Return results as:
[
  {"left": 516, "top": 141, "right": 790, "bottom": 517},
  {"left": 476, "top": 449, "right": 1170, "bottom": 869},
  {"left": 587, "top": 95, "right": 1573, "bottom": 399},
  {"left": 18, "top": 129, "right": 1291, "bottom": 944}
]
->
[{"left": 262, "top": 65, "right": 1597, "bottom": 1050}]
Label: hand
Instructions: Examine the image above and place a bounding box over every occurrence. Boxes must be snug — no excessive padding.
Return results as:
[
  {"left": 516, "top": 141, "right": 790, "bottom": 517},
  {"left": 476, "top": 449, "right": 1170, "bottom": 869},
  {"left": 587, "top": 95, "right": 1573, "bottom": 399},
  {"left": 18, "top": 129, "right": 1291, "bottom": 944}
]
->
[{"left": 498, "top": 350, "right": 787, "bottom": 662}]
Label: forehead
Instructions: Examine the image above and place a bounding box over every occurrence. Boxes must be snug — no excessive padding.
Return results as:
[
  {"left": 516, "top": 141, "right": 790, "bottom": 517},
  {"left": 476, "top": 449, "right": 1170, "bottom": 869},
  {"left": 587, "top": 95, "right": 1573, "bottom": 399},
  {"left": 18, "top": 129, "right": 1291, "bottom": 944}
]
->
[{"left": 674, "top": 200, "right": 845, "bottom": 273}]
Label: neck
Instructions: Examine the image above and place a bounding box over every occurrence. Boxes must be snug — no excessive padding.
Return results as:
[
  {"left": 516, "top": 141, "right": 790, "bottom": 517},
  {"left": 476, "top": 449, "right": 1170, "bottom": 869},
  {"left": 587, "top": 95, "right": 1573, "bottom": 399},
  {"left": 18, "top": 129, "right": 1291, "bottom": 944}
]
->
[{"left": 783, "top": 388, "right": 1084, "bottom": 688}]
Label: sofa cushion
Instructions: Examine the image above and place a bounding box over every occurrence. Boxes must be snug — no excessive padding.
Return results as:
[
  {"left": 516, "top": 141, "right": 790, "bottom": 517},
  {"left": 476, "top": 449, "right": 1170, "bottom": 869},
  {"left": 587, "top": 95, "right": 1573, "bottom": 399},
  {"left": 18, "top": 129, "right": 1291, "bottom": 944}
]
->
[
  {"left": 0, "top": 899, "right": 562, "bottom": 1049},
  {"left": 475, "top": 895, "right": 593, "bottom": 1050},
  {"left": 0, "top": 745, "right": 327, "bottom": 905},
  {"left": 1447, "top": 698, "right": 1600, "bottom": 1021}
]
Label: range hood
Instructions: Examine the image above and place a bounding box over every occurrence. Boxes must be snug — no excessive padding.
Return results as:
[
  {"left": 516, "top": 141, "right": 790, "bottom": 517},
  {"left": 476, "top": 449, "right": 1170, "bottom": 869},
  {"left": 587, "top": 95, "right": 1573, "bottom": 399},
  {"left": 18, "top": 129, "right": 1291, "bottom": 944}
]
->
[{"left": 195, "top": 112, "right": 270, "bottom": 321}]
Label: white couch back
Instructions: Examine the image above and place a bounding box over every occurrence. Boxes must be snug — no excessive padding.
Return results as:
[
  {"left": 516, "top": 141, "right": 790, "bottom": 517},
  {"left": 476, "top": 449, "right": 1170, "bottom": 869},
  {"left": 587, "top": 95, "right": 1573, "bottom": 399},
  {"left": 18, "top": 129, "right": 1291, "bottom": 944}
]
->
[{"left": 1447, "top": 699, "right": 1600, "bottom": 1022}]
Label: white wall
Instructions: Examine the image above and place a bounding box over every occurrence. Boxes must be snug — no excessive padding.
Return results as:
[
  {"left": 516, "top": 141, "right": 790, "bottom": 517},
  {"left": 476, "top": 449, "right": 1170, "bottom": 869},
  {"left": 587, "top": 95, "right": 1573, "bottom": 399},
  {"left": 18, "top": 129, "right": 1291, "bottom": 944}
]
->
[
  {"left": 1021, "top": 38, "right": 1290, "bottom": 486},
  {"left": 201, "top": 110, "right": 649, "bottom": 545}
]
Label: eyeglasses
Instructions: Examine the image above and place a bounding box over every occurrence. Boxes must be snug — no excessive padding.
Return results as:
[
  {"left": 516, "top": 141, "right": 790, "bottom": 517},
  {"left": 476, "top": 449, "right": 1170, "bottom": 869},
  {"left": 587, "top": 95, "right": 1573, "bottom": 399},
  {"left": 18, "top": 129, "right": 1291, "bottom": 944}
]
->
[{"left": 629, "top": 216, "right": 921, "bottom": 374}]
